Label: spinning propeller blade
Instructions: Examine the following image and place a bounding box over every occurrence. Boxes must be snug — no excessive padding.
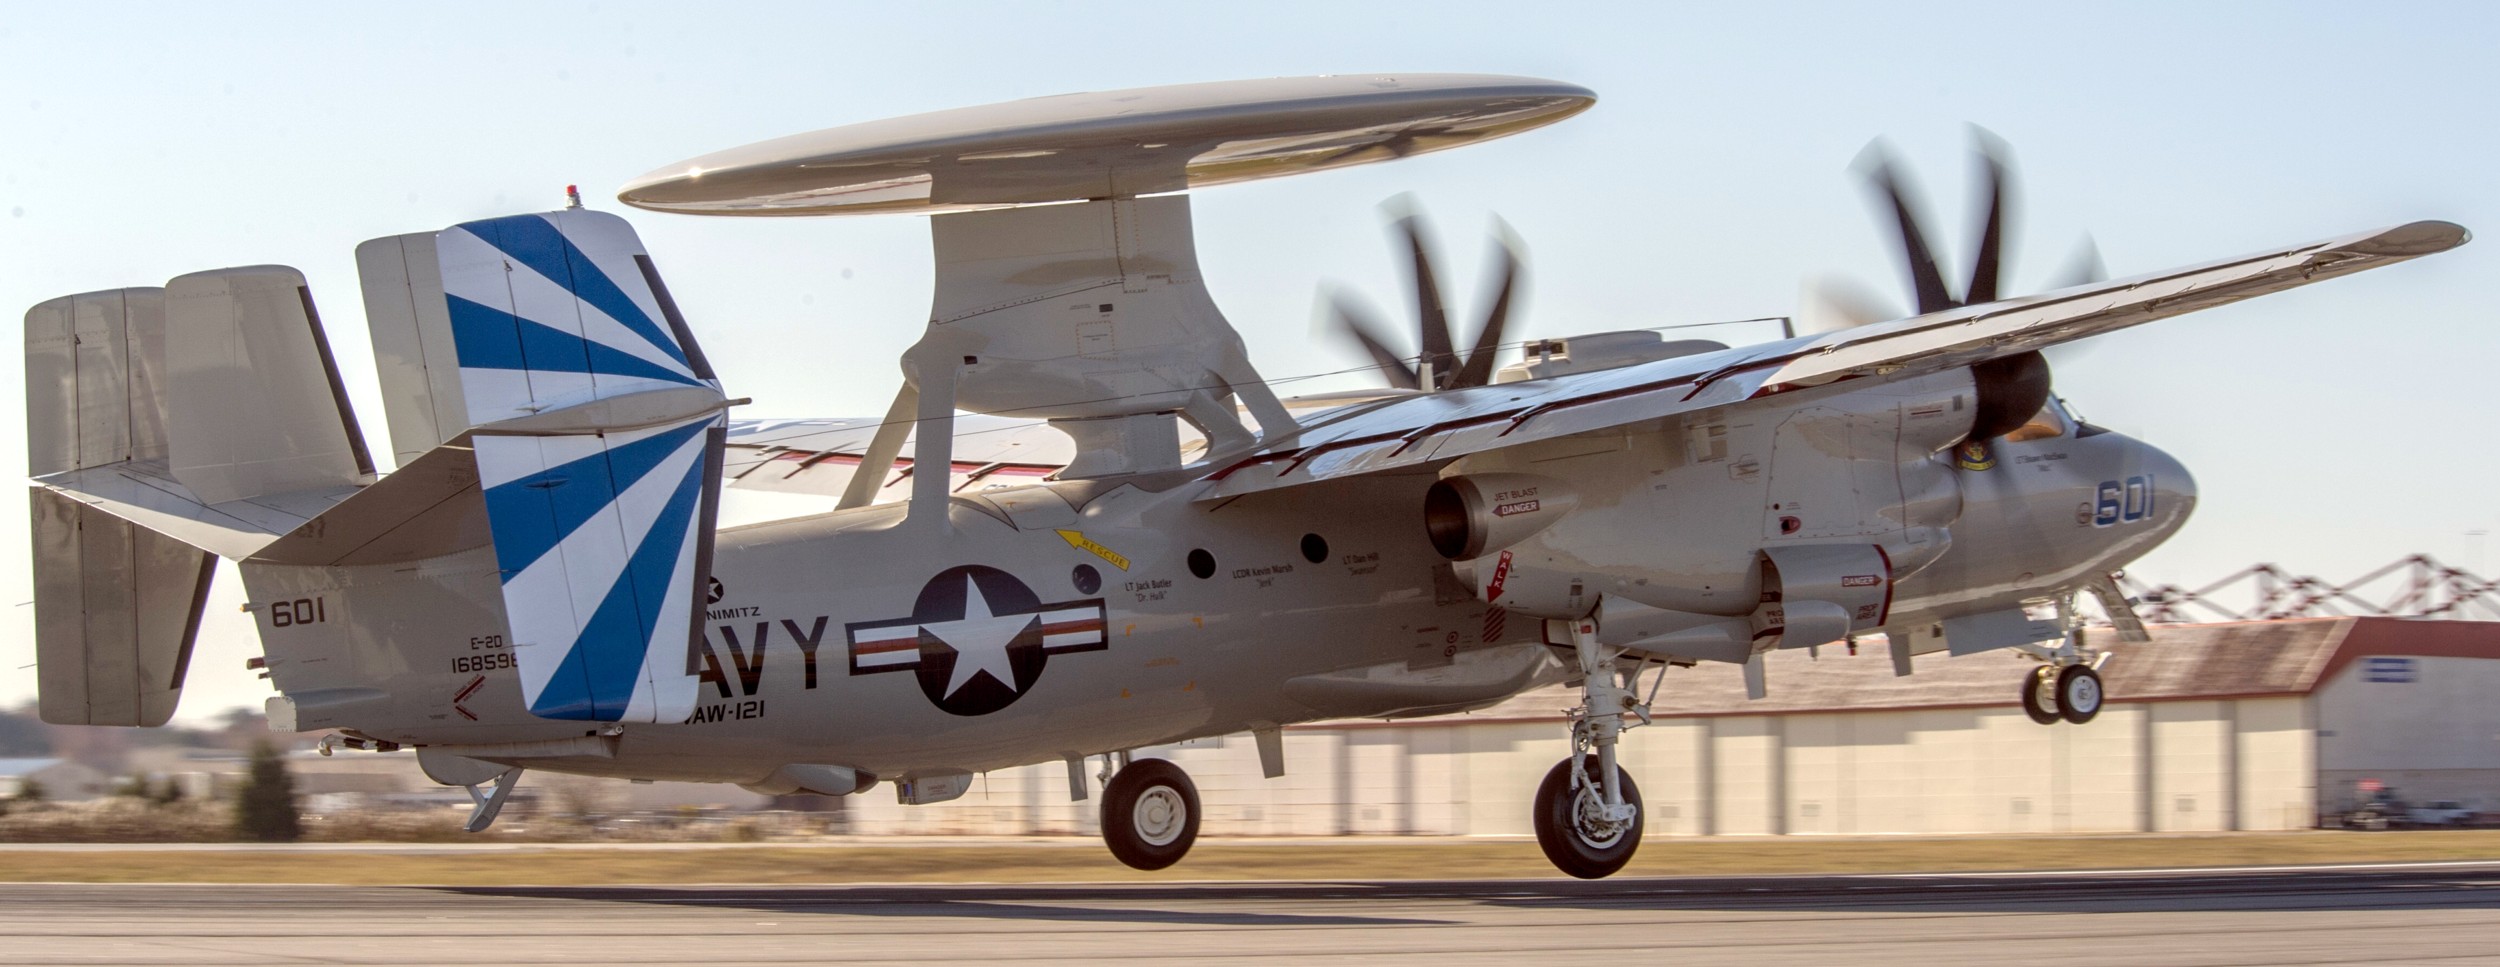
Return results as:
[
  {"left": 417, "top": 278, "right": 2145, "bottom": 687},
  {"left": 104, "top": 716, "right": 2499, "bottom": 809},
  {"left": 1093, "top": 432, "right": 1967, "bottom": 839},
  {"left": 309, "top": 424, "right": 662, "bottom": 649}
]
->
[
  {"left": 1323, "top": 198, "right": 1525, "bottom": 391},
  {"left": 1325, "top": 289, "right": 1423, "bottom": 391}
]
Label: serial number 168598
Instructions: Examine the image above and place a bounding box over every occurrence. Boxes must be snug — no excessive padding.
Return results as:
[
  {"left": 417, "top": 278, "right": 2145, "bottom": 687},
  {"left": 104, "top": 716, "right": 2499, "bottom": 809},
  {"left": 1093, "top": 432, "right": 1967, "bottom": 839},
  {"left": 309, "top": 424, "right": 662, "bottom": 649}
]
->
[{"left": 452, "top": 652, "right": 514, "bottom": 674}]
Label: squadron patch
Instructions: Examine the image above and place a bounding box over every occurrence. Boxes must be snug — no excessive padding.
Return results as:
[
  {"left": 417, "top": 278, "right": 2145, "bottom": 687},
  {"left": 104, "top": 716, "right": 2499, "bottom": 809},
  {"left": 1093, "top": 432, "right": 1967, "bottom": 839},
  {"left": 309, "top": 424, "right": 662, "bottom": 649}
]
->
[
  {"left": 845, "top": 565, "right": 1109, "bottom": 716},
  {"left": 1954, "top": 440, "right": 1995, "bottom": 471}
]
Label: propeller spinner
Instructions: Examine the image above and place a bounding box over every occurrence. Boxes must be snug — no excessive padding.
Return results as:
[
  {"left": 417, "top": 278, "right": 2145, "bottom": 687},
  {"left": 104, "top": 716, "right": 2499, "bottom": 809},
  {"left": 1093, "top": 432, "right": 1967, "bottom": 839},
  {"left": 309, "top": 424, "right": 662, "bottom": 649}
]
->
[{"left": 1325, "top": 199, "right": 1522, "bottom": 391}]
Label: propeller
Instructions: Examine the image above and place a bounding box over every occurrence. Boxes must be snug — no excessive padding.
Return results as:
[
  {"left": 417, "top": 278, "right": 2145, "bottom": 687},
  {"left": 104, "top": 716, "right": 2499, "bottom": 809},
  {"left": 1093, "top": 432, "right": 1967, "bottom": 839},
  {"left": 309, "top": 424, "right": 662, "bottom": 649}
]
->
[
  {"left": 1324, "top": 197, "right": 1523, "bottom": 391},
  {"left": 1807, "top": 129, "right": 2105, "bottom": 443},
  {"left": 1805, "top": 128, "right": 2106, "bottom": 330}
]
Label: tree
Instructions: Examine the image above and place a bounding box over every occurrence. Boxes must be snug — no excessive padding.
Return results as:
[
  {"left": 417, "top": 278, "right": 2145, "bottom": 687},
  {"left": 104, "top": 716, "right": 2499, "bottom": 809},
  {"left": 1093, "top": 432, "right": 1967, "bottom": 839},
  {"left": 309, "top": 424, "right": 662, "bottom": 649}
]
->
[
  {"left": 233, "top": 740, "right": 302, "bottom": 842},
  {"left": 11, "top": 778, "right": 44, "bottom": 802}
]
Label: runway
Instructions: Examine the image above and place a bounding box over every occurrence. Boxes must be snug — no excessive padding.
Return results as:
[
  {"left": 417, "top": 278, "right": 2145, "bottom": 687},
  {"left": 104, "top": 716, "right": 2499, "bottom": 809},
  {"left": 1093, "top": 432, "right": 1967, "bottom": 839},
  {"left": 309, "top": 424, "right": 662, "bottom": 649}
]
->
[{"left": 4, "top": 863, "right": 2497, "bottom": 966}]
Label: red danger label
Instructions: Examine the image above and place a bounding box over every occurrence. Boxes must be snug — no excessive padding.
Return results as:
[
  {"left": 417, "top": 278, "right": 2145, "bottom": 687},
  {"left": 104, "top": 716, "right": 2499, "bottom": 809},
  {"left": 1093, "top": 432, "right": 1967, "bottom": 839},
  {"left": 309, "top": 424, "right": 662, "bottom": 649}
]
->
[
  {"left": 1493, "top": 499, "right": 1541, "bottom": 517},
  {"left": 1485, "top": 550, "right": 1514, "bottom": 602}
]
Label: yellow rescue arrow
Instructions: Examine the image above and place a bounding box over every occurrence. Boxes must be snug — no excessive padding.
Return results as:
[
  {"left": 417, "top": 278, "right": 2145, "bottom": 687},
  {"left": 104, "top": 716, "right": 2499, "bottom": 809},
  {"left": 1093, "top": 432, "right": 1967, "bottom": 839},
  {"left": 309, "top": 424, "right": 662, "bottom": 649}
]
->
[{"left": 1055, "top": 529, "right": 1131, "bottom": 571}]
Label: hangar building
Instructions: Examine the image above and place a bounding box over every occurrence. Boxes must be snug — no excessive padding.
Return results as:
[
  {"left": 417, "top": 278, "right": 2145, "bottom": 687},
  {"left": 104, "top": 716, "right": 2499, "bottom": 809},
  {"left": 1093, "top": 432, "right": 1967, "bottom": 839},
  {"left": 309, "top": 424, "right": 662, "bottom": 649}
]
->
[{"left": 832, "top": 616, "right": 2500, "bottom": 837}]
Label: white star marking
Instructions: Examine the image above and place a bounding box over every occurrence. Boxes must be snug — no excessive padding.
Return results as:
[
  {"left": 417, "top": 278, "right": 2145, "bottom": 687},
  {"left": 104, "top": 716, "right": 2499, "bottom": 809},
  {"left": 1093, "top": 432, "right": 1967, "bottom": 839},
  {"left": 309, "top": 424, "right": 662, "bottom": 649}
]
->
[{"left": 922, "top": 575, "right": 1036, "bottom": 699}]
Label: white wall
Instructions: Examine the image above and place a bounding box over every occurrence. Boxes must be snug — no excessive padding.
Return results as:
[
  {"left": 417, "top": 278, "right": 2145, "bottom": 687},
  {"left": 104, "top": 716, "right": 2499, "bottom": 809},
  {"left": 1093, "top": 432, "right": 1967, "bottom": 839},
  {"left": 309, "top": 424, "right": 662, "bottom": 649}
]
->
[
  {"left": 821, "top": 694, "right": 2316, "bottom": 837},
  {"left": 2316, "top": 656, "right": 2500, "bottom": 811}
]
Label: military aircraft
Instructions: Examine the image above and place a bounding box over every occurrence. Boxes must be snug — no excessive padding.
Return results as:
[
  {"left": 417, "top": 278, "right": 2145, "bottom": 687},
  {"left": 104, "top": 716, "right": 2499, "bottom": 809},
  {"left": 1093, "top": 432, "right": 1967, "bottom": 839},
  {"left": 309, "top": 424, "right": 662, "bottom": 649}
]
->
[{"left": 24, "top": 74, "right": 2466, "bottom": 878}]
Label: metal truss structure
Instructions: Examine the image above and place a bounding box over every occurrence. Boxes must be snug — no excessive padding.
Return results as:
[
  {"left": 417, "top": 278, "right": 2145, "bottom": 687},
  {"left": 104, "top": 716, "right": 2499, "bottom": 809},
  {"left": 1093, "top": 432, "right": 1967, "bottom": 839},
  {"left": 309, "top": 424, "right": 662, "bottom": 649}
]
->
[{"left": 2114, "top": 556, "right": 2500, "bottom": 623}]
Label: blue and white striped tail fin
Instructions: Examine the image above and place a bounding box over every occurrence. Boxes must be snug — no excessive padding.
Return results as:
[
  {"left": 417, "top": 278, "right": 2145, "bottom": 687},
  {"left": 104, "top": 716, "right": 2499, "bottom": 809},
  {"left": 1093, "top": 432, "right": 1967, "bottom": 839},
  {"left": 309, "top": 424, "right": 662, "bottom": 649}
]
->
[
  {"left": 439, "top": 209, "right": 727, "bottom": 724},
  {"left": 437, "top": 209, "right": 719, "bottom": 422}
]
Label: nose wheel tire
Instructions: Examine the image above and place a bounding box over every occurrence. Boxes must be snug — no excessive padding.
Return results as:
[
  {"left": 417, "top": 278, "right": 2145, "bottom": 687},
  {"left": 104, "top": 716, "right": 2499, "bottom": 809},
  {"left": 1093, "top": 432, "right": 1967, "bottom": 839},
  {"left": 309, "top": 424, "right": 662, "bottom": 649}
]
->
[
  {"left": 1100, "top": 758, "right": 1200, "bottom": 871},
  {"left": 2020, "top": 666, "right": 2061, "bottom": 725},
  {"left": 1532, "top": 755, "right": 1644, "bottom": 879},
  {"left": 2056, "top": 664, "right": 2103, "bottom": 724}
]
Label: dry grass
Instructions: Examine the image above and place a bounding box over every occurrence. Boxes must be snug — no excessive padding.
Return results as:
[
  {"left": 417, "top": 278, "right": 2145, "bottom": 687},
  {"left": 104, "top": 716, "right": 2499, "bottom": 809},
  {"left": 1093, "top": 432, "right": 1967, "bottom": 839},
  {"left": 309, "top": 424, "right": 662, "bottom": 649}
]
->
[{"left": 1, "top": 830, "right": 2496, "bottom": 885}]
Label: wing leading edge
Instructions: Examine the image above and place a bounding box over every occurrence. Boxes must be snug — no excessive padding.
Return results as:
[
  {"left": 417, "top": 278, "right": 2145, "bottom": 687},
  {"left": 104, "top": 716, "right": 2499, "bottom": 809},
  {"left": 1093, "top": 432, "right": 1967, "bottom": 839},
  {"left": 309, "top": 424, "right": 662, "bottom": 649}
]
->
[{"left": 1201, "top": 220, "right": 2467, "bottom": 499}]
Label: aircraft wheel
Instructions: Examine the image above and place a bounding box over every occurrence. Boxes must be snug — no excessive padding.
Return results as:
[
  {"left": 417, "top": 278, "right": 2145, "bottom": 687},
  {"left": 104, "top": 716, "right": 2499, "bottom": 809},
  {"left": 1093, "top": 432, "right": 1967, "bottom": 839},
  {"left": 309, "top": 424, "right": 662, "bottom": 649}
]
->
[
  {"left": 1100, "top": 758, "right": 1200, "bottom": 871},
  {"left": 1532, "top": 755, "right": 1643, "bottom": 879},
  {"left": 2057, "top": 665, "right": 2104, "bottom": 724},
  {"left": 2020, "top": 666, "right": 2061, "bottom": 725}
]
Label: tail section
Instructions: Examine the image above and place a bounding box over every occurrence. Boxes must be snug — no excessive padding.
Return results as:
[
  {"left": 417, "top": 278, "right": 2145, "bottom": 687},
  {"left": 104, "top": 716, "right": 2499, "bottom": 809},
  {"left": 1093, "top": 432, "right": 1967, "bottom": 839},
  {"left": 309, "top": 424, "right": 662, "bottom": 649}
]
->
[
  {"left": 437, "top": 209, "right": 729, "bottom": 724},
  {"left": 24, "top": 271, "right": 373, "bottom": 724},
  {"left": 25, "top": 207, "right": 726, "bottom": 728}
]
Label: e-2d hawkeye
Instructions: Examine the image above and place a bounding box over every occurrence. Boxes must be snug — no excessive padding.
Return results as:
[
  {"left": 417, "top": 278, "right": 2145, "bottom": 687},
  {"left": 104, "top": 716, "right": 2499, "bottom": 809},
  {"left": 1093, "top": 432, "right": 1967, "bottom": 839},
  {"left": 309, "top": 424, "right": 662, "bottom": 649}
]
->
[{"left": 24, "top": 75, "right": 2466, "bottom": 877}]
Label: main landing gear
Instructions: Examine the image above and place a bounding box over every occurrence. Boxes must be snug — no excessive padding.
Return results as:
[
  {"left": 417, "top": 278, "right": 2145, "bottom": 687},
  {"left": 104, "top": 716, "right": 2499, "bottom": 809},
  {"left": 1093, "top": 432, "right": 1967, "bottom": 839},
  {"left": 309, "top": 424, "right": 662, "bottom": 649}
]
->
[
  {"left": 1099, "top": 754, "right": 1201, "bottom": 871},
  {"left": 1532, "top": 617, "right": 1652, "bottom": 879}
]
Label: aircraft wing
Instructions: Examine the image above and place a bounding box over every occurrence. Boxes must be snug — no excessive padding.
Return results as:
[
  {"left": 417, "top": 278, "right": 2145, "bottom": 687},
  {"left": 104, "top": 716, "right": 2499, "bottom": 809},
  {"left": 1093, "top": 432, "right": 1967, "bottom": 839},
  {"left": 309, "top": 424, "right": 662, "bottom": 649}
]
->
[{"left": 1200, "top": 220, "right": 2467, "bottom": 500}]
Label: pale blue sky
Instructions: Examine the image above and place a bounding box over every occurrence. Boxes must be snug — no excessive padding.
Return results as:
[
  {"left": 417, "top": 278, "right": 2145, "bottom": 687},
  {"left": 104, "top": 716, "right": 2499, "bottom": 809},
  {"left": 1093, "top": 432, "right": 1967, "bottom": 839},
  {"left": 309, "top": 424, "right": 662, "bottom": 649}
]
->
[{"left": 3, "top": 2, "right": 2494, "bottom": 721}]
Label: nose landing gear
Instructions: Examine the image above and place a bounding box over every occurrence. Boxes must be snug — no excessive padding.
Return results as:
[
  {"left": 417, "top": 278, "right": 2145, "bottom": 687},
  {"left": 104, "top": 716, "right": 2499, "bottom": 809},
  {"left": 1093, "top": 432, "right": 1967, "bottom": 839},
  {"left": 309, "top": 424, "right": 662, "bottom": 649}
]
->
[
  {"left": 1530, "top": 617, "right": 1656, "bottom": 879},
  {"left": 1534, "top": 754, "right": 1645, "bottom": 878},
  {"left": 2019, "top": 661, "right": 2103, "bottom": 725}
]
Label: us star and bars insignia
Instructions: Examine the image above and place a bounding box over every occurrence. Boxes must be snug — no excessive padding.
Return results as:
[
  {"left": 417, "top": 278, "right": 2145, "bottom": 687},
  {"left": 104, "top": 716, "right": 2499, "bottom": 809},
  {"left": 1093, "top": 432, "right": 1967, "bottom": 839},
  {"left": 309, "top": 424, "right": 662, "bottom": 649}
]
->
[{"left": 845, "top": 564, "right": 1110, "bottom": 716}]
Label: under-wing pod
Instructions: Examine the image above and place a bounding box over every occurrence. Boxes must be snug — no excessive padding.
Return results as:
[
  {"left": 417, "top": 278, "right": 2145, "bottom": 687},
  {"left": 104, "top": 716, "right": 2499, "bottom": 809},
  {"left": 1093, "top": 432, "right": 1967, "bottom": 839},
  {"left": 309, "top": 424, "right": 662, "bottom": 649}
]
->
[
  {"left": 1423, "top": 472, "right": 1576, "bottom": 561},
  {"left": 739, "top": 764, "right": 865, "bottom": 798}
]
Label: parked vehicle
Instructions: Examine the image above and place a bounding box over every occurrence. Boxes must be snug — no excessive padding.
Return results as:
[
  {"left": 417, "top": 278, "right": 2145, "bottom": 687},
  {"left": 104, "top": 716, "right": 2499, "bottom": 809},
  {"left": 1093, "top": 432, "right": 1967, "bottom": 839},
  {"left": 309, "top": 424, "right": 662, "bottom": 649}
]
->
[
  {"left": 2408, "top": 800, "right": 2474, "bottom": 827},
  {"left": 2335, "top": 800, "right": 2403, "bottom": 830}
]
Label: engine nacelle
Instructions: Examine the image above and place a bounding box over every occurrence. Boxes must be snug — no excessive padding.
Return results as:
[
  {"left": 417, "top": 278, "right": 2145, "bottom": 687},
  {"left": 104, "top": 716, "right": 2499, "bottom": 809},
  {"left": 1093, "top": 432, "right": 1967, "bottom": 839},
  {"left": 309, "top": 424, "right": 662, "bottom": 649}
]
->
[{"left": 1424, "top": 473, "right": 1578, "bottom": 561}]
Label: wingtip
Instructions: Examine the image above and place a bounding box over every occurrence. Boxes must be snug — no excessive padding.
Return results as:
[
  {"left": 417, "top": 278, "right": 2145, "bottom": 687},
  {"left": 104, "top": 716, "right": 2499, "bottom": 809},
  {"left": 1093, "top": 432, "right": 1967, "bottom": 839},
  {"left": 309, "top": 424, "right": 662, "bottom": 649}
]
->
[{"left": 2349, "top": 220, "right": 2471, "bottom": 257}]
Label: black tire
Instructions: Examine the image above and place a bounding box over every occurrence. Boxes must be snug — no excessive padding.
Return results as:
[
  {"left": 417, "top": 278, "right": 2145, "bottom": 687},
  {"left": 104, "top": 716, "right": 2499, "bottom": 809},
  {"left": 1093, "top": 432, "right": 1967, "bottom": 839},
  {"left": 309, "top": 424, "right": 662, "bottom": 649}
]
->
[
  {"left": 1532, "top": 755, "right": 1644, "bottom": 879},
  {"left": 1100, "top": 758, "right": 1200, "bottom": 871},
  {"left": 2020, "top": 666, "right": 2061, "bottom": 725},
  {"left": 2057, "top": 664, "right": 2103, "bottom": 725}
]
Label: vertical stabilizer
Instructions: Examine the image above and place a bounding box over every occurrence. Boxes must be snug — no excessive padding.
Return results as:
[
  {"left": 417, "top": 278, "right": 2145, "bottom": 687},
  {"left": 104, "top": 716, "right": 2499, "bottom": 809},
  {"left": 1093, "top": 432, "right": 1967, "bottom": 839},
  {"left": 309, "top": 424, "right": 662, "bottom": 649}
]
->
[
  {"left": 357, "top": 232, "right": 472, "bottom": 467},
  {"left": 437, "top": 209, "right": 728, "bottom": 724},
  {"left": 25, "top": 289, "right": 211, "bottom": 725},
  {"left": 30, "top": 489, "right": 215, "bottom": 726},
  {"left": 164, "top": 266, "right": 376, "bottom": 504},
  {"left": 25, "top": 288, "right": 169, "bottom": 475}
]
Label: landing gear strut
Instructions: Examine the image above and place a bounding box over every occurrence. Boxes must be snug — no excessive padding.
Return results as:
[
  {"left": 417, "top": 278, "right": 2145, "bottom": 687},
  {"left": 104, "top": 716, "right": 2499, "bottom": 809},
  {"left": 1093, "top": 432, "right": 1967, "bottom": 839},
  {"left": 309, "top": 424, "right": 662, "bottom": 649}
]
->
[
  {"left": 1533, "top": 617, "right": 1648, "bottom": 879},
  {"left": 2018, "top": 596, "right": 2107, "bottom": 725},
  {"left": 1100, "top": 756, "right": 1200, "bottom": 871}
]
